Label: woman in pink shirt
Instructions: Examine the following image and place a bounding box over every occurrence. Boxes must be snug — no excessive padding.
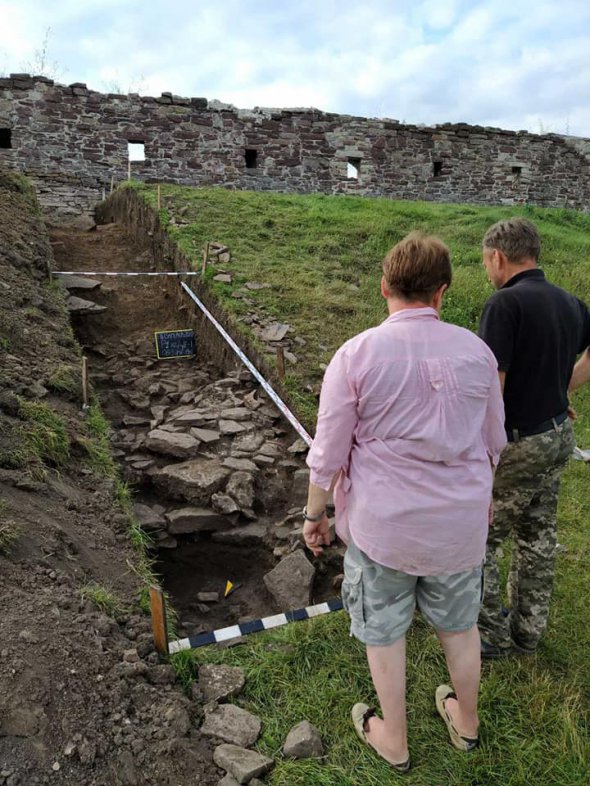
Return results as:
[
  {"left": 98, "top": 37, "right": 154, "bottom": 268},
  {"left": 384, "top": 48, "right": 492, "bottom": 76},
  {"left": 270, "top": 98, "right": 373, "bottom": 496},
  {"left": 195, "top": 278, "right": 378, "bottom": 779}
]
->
[{"left": 303, "top": 232, "right": 506, "bottom": 770}]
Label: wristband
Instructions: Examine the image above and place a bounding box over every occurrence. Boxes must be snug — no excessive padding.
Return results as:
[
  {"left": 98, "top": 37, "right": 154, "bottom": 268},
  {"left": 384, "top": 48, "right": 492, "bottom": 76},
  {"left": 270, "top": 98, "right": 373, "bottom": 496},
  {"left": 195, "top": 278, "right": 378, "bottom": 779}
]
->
[{"left": 302, "top": 506, "right": 326, "bottom": 522}]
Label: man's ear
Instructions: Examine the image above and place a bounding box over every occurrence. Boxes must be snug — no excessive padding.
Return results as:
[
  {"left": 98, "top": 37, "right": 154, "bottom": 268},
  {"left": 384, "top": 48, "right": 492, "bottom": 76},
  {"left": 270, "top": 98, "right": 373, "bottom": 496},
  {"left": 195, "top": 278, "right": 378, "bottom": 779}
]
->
[
  {"left": 432, "top": 283, "right": 448, "bottom": 311},
  {"left": 494, "top": 249, "right": 509, "bottom": 270},
  {"left": 381, "top": 275, "right": 390, "bottom": 299}
]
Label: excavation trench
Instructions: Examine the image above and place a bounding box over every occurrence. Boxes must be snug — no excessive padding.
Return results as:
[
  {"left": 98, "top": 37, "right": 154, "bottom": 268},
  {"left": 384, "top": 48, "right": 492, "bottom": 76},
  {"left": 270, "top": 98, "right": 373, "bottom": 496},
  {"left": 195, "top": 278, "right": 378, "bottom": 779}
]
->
[{"left": 51, "top": 221, "right": 343, "bottom": 640}]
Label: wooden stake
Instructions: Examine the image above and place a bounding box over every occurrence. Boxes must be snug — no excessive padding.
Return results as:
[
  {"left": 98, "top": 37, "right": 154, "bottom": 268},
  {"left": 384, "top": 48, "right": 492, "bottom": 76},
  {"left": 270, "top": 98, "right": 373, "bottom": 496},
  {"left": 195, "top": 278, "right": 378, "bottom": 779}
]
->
[
  {"left": 81, "top": 356, "right": 89, "bottom": 408},
  {"left": 276, "top": 346, "right": 286, "bottom": 379},
  {"left": 149, "top": 585, "right": 169, "bottom": 655},
  {"left": 110, "top": 174, "right": 114, "bottom": 194},
  {"left": 127, "top": 160, "right": 131, "bottom": 182},
  {"left": 157, "top": 183, "right": 161, "bottom": 210},
  {"left": 201, "top": 241, "right": 210, "bottom": 275}
]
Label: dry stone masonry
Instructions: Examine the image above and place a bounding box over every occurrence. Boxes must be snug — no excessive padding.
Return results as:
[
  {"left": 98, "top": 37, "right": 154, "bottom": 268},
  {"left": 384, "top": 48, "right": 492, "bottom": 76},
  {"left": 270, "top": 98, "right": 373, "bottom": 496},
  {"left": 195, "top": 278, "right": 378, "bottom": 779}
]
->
[{"left": 1, "top": 74, "right": 590, "bottom": 218}]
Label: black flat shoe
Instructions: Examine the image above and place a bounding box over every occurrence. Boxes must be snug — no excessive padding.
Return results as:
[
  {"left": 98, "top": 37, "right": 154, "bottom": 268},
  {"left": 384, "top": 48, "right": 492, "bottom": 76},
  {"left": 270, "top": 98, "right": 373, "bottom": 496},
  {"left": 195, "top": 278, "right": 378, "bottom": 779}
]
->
[{"left": 480, "top": 640, "right": 512, "bottom": 659}]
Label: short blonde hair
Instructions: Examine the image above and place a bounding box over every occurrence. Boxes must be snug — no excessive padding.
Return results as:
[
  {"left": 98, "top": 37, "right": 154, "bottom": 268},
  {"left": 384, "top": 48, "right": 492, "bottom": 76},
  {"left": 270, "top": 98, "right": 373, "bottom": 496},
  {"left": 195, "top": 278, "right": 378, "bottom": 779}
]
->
[{"left": 382, "top": 232, "right": 452, "bottom": 302}]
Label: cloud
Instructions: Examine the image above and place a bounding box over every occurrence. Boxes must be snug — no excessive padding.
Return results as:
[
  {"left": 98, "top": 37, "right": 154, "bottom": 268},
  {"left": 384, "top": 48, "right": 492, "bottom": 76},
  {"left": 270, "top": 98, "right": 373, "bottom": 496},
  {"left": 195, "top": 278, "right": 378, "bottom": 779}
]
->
[{"left": 1, "top": 0, "right": 590, "bottom": 136}]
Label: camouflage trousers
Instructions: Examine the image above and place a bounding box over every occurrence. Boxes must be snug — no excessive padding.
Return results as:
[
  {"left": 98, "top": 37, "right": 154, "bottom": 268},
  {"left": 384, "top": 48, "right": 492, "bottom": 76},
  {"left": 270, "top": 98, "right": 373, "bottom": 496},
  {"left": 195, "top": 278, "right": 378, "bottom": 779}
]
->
[{"left": 478, "top": 418, "right": 574, "bottom": 650}]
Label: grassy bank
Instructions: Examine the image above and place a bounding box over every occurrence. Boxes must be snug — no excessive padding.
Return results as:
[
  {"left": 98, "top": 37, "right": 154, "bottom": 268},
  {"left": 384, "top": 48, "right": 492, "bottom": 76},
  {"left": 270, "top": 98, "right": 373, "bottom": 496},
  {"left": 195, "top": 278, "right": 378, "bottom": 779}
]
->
[{"left": 133, "top": 184, "right": 590, "bottom": 785}]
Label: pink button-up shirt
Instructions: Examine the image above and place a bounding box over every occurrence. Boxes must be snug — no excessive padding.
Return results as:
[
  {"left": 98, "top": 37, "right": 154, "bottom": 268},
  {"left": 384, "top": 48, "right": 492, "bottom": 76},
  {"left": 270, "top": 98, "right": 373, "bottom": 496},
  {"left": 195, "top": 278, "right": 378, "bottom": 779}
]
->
[{"left": 307, "top": 307, "right": 506, "bottom": 575}]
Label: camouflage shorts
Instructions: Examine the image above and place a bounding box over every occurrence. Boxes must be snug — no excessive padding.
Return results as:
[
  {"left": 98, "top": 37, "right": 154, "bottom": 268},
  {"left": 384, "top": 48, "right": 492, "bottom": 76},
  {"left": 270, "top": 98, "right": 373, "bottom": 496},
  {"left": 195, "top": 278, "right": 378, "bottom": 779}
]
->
[{"left": 342, "top": 539, "right": 482, "bottom": 646}]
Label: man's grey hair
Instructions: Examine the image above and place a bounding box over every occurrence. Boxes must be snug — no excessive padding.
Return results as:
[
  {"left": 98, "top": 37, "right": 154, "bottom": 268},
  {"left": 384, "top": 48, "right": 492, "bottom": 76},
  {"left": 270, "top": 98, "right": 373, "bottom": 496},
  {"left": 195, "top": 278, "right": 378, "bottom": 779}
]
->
[{"left": 482, "top": 217, "right": 541, "bottom": 263}]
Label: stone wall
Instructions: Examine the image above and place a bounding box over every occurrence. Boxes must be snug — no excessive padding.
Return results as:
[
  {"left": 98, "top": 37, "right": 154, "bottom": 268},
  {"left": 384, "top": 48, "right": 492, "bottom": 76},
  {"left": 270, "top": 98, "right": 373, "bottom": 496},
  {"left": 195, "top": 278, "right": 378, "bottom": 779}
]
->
[{"left": 1, "top": 73, "right": 589, "bottom": 217}]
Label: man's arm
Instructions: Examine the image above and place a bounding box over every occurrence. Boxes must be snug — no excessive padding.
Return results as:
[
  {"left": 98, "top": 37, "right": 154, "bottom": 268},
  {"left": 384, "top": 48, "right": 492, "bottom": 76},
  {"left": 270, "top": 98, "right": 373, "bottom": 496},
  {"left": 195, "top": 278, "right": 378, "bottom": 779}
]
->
[
  {"left": 569, "top": 348, "right": 590, "bottom": 393},
  {"left": 498, "top": 370, "right": 506, "bottom": 394}
]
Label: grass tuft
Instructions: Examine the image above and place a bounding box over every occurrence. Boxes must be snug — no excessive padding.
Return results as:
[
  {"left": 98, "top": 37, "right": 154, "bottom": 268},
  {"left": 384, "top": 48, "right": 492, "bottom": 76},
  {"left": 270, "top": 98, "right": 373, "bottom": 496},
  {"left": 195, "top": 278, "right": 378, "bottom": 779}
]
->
[
  {"left": 80, "top": 581, "right": 125, "bottom": 619},
  {"left": 0, "top": 499, "right": 20, "bottom": 555},
  {"left": 47, "top": 363, "right": 80, "bottom": 397},
  {"left": 18, "top": 398, "right": 70, "bottom": 467}
]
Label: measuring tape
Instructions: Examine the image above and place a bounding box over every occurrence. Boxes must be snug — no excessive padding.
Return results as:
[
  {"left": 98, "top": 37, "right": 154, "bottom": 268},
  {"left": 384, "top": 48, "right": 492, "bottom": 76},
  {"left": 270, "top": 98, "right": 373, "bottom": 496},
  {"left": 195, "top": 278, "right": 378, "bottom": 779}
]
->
[
  {"left": 168, "top": 597, "right": 343, "bottom": 653},
  {"left": 181, "top": 282, "right": 313, "bottom": 446},
  {"left": 54, "top": 271, "right": 201, "bottom": 276}
]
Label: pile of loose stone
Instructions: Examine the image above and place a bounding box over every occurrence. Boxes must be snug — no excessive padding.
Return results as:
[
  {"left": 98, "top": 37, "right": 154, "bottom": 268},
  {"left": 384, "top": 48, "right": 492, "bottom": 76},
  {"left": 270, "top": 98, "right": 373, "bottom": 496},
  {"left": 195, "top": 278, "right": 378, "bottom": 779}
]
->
[
  {"left": 197, "top": 664, "right": 324, "bottom": 785},
  {"left": 91, "top": 339, "right": 309, "bottom": 548},
  {"left": 88, "top": 335, "right": 344, "bottom": 612}
]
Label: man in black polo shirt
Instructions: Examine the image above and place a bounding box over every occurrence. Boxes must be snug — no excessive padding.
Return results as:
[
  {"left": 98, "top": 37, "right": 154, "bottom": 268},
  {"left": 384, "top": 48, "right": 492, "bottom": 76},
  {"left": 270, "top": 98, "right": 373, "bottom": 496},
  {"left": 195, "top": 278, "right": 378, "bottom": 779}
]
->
[{"left": 477, "top": 217, "right": 590, "bottom": 657}]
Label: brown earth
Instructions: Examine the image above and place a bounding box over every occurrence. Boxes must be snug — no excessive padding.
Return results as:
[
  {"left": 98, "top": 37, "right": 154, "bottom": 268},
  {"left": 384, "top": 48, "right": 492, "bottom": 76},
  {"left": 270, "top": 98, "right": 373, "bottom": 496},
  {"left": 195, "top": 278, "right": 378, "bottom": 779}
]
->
[
  {"left": 0, "top": 169, "right": 343, "bottom": 786},
  {"left": 0, "top": 171, "right": 220, "bottom": 786}
]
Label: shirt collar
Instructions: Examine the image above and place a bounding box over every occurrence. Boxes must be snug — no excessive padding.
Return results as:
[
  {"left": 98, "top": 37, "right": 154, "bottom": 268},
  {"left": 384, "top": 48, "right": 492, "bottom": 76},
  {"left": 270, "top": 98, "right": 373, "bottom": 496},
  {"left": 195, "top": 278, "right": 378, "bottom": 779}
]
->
[
  {"left": 383, "top": 306, "right": 440, "bottom": 324},
  {"left": 501, "top": 268, "right": 545, "bottom": 289}
]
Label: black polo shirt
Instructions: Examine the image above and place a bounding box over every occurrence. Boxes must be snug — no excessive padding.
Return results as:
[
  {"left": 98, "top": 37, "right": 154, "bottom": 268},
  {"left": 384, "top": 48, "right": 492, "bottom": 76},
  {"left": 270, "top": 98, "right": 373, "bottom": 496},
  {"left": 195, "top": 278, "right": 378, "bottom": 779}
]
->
[{"left": 478, "top": 268, "right": 590, "bottom": 430}]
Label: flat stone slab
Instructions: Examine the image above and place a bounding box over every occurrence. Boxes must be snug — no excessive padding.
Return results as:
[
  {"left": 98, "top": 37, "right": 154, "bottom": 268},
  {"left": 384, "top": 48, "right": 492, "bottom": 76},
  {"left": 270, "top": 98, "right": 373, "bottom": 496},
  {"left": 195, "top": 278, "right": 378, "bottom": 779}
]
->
[
  {"left": 165, "top": 506, "right": 232, "bottom": 535},
  {"left": 190, "top": 427, "right": 221, "bottom": 443},
  {"left": 201, "top": 704, "right": 261, "bottom": 747},
  {"left": 220, "top": 407, "right": 252, "bottom": 422},
  {"left": 264, "top": 551, "right": 315, "bottom": 610},
  {"left": 154, "top": 459, "right": 230, "bottom": 504},
  {"left": 212, "top": 522, "right": 266, "bottom": 546},
  {"left": 213, "top": 744, "right": 273, "bottom": 784},
  {"left": 57, "top": 274, "right": 102, "bottom": 291},
  {"left": 198, "top": 664, "right": 246, "bottom": 702},
  {"left": 261, "top": 322, "right": 289, "bottom": 341},
  {"left": 222, "top": 457, "right": 258, "bottom": 472},
  {"left": 66, "top": 295, "right": 106, "bottom": 313},
  {"left": 170, "top": 409, "right": 208, "bottom": 425},
  {"left": 283, "top": 719, "right": 324, "bottom": 759},
  {"left": 219, "top": 420, "right": 247, "bottom": 435},
  {"left": 146, "top": 428, "right": 200, "bottom": 458}
]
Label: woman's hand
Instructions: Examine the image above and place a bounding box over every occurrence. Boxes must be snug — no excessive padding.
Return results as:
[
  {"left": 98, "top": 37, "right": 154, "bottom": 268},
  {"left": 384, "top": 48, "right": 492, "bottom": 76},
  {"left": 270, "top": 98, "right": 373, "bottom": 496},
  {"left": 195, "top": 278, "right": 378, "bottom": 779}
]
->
[{"left": 303, "top": 514, "right": 331, "bottom": 556}]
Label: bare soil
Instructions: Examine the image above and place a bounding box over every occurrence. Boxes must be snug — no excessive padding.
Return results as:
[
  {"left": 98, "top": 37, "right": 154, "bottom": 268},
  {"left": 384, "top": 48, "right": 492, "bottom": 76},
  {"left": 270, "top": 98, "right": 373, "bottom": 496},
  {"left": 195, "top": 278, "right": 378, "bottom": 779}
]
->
[
  {"left": 0, "top": 169, "right": 343, "bottom": 786},
  {"left": 0, "top": 172, "right": 220, "bottom": 786}
]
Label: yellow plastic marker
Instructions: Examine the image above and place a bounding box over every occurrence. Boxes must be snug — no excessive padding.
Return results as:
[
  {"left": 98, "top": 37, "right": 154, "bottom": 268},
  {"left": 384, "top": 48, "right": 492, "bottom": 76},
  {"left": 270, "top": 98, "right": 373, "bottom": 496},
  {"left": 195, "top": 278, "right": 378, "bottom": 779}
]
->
[{"left": 224, "top": 580, "right": 234, "bottom": 598}]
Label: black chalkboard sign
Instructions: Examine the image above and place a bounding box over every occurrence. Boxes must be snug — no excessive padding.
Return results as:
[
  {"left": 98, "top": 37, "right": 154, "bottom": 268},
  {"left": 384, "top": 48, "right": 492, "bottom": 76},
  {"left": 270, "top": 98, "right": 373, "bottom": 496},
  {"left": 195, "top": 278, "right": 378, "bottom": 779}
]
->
[{"left": 154, "top": 329, "right": 195, "bottom": 359}]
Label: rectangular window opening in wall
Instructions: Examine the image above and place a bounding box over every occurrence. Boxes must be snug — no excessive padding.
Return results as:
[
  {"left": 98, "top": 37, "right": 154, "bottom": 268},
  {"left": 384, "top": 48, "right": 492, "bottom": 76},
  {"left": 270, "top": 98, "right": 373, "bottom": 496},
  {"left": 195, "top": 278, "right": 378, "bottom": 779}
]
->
[
  {"left": 128, "top": 141, "right": 145, "bottom": 161},
  {"left": 245, "top": 149, "right": 257, "bottom": 169},
  {"left": 0, "top": 128, "right": 12, "bottom": 149},
  {"left": 512, "top": 165, "right": 522, "bottom": 176},
  {"left": 433, "top": 161, "right": 443, "bottom": 177},
  {"left": 347, "top": 158, "right": 361, "bottom": 179}
]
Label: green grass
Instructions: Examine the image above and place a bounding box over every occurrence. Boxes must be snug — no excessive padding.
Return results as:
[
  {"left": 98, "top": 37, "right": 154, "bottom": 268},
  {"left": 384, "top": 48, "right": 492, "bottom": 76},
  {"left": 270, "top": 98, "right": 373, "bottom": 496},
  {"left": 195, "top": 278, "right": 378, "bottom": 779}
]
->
[
  {"left": 131, "top": 183, "right": 590, "bottom": 428},
  {"left": 18, "top": 398, "right": 70, "bottom": 467},
  {"left": 82, "top": 400, "right": 117, "bottom": 476},
  {"left": 47, "top": 363, "right": 81, "bottom": 397},
  {"left": 80, "top": 580, "right": 125, "bottom": 619},
  {"left": 0, "top": 499, "right": 20, "bottom": 555},
  {"left": 129, "top": 183, "right": 590, "bottom": 785},
  {"left": 174, "top": 610, "right": 589, "bottom": 785}
]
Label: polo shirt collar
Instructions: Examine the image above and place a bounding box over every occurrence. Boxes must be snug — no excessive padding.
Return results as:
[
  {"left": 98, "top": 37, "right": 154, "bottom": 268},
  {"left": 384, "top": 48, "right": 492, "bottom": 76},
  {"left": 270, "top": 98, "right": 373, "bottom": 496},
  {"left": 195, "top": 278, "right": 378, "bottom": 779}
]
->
[
  {"left": 384, "top": 306, "right": 439, "bottom": 324},
  {"left": 501, "top": 268, "right": 545, "bottom": 289}
]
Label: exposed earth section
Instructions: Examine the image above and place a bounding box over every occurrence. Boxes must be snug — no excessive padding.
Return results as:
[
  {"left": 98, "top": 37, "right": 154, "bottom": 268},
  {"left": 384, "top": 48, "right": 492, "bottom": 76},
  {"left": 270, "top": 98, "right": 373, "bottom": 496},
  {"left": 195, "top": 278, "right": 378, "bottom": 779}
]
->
[
  {"left": 0, "top": 167, "right": 343, "bottom": 785},
  {"left": 51, "top": 222, "right": 343, "bottom": 635}
]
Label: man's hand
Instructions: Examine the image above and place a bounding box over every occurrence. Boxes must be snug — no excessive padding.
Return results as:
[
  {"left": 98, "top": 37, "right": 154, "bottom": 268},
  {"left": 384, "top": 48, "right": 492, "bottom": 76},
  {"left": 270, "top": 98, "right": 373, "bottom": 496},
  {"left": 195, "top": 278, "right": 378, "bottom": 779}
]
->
[
  {"left": 567, "top": 405, "right": 577, "bottom": 421},
  {"left": 303, "top": 514, "right": 331, "bottom": 557}
]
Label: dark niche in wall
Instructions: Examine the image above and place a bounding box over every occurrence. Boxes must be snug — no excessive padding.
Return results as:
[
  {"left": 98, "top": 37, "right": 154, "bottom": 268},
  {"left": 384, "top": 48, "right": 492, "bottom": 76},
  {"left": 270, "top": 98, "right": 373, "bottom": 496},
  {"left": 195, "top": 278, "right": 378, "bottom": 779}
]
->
[
  {"left": 245, "top": 149, "right": 258, "bottom": 169},
  {"left": 433, "top": 160, "right": 443, "bottom": 177},
  {"left": 512, "top": 165, "right": 522, "bottom": 176},
  {"left": 0, "top": 128, "right": 12, "bottom": 149},
  {"left": 347, "top": 157, "right": 361, "bottom": 179}
]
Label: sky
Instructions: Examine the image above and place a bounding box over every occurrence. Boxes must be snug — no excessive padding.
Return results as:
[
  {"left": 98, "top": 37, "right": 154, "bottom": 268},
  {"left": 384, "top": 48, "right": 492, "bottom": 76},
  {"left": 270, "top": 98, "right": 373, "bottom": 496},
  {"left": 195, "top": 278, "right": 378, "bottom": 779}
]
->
[{"left": 1, "top": 0, "right": 590, "bottom": 137}]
